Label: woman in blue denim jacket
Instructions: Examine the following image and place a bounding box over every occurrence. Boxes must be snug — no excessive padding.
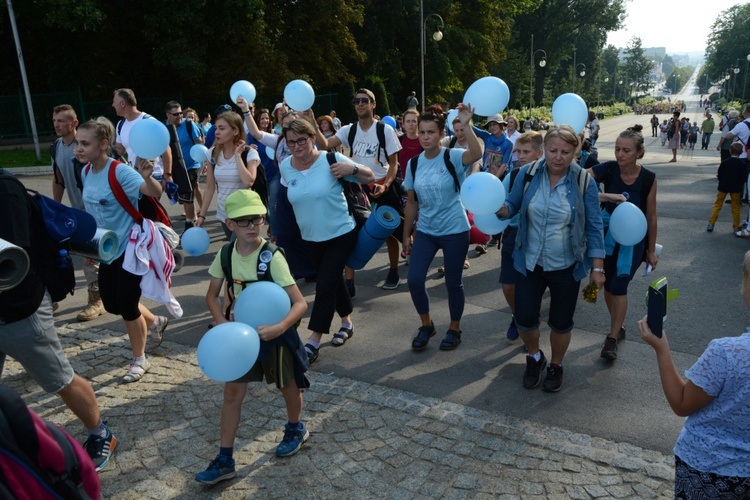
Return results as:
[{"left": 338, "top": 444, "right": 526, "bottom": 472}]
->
[{"left": 498, "top": 126, "right": 605, "bottom": 392}]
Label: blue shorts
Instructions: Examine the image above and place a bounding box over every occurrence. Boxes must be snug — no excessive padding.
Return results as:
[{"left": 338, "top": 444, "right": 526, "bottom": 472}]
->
[
  {"left": 499, "top": 227, "right": 517, "bottom": 285},
  {"left": 603, "top": 240, "right": 645, "bottom": 296}
]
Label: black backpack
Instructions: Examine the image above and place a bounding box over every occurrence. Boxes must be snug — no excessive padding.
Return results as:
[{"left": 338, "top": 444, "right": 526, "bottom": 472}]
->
[
  {"left": 347, "top": 121, "right": 390, "bottom": 166},
  {"left": 324, "top": 152, "right": 370, "bottom": 227},
  {"left": 50, "top": 139, "right": 87, "bottom": 195},
  {"left": 0, "top": 169, "right": 75, "bottom": 302},
  {"left": 408, "top": 148, "right": 461, "bottom": 202},
  {"left": 220, "top": 240, "right": 285, "bottom": 320}
]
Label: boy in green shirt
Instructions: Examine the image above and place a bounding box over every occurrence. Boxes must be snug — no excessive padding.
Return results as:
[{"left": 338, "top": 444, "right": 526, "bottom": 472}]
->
[{"left": 196, "top": 189, "right": 310, "bottom": 485}]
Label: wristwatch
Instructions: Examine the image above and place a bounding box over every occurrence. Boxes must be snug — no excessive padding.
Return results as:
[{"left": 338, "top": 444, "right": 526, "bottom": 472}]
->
[
  {"left": 592, "top": 267, "right": 605, "bottom": 274},
  {"left": 352, "top": 165, "right": 359, "bottom": 175}
]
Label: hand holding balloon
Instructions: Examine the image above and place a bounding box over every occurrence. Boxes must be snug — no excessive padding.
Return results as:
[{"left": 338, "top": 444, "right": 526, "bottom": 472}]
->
[
  {"left": 256, "top": 323, "right": 285, "bottom": 342},
  {"left": 456, "top": 102, "right": 475, "bottom": 125},
  {"left": 136, "top": 158, "right": 154, "bottom": 179},
  {"left": 236, "top": 96, "right": 250, "bottom": 114}
]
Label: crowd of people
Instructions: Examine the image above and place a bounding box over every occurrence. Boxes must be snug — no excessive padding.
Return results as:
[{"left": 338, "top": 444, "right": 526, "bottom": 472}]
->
[{"left": 0, "top": 85, "right": 748, "bottom": 496}]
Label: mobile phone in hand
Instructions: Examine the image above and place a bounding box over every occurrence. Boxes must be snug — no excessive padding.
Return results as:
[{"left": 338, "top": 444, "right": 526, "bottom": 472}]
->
[{"left": 647, "top": 277, "right": 668, "bottom": 338}]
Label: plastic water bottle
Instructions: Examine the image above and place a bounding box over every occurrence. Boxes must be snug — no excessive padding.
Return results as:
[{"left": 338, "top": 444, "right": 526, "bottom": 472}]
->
[{"left": 57, "top": 249, "right": 73, "bottom": 269}]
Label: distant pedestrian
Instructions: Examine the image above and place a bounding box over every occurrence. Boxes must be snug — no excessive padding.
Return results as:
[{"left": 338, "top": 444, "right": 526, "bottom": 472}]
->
[
  {"left": 707, "top": 143, "right": 746, "bottom": 234},
  {"left": 650, "top": 114, "right": 659, "bottom": 137},
  {"left": 716, "top": 109, "right": 740, "bottom": 162},
  {"left": 587, "top": 110, "right": 600, "bottom": 146},
  {"left": 660, "top": 119, "right": 669, "bottom": 146},
  {"left": 406, "top": 91, "right": 419, "bottom": 110},
  {"left": 668, "top": 111, "right": 681, "bottom": 162},
  {"left": 638, "top": 250, "right": 750, "bottom": 499},
  {"left": 688, "top": 122, "right": 699, "bottom": 149},
  {"left": 701, "top": 113, "right": 715, "bottom": 150}
]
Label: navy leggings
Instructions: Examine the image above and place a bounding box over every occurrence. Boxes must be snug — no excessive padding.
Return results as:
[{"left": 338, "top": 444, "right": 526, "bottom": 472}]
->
[{"left": 407, "top": 230, "right": 469, "bottom": 322}]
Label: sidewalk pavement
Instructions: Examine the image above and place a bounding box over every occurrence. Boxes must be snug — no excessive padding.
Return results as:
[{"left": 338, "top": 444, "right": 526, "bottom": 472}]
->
[{"left": 4, "top": 322, "right": 674, "bottom": 499}]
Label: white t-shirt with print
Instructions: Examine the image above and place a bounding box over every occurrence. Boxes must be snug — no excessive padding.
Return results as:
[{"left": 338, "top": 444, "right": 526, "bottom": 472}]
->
[{"left": 335, "top": 121, "right": 402, "bottom": 181}]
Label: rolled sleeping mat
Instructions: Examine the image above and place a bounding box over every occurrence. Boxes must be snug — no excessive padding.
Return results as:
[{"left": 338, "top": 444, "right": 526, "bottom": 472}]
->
[
  {"left": 347, "top": 205, "right": 401, "bottom": 270},
  {"left": 0, "top": 238, "right": 30, "bottom": 291},
  {"left": 69, "top": 228, "right": 119, "bottom": 264}
]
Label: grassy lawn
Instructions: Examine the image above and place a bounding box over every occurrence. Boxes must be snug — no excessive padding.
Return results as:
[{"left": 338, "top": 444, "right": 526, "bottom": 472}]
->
[{"left": 0, "top": 148, "right": 48, "bottom": 168}]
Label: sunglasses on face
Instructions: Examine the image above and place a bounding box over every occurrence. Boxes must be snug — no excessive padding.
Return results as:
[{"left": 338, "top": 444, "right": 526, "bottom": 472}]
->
[
  {"left": 353, "top": 98, "right": 372, "bottom": 105},
  {"left": 232, "top": 216, "right": 265, "bottom": 227},
  {"left": 170, "top": 112, "right": 183, "bottom": 117}
]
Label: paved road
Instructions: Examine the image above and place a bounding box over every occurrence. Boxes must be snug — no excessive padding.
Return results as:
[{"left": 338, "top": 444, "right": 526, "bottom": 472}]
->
[{"left": 6, "top": 78, "right": 744, "bottom": 497}]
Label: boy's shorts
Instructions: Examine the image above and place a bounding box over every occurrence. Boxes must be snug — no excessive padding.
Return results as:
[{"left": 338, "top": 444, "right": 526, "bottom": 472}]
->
[{"left": 232, "top": 344, "right": 295, "bottom": 388}]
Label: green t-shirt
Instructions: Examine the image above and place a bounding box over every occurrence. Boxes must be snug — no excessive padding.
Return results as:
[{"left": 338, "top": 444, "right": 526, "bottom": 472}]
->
[{"left": 208, "top": 238, "right": 295, "bottom": 300}]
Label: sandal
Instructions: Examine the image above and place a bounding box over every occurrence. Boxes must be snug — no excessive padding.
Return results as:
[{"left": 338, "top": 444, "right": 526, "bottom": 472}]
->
[
  {"left": 123, "top": 358, "right": 151, "bottom": 383},
  {"left": 331, "top": 326, "right": 353, "bottom": 347},
  {"left": 304, "top": 343, "right": 319, "bottom": 365},
  {"left": 411, "top": 323, "right": 436, "bottom": 351},
  {"left": 437, "top": 266, "right": 445, "bottom": 275},
  {"left": 439, "top": 329, "right": 462, "bottom": 351}
]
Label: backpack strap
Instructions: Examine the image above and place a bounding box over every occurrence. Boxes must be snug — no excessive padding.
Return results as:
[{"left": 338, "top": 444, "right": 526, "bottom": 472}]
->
[
  {"left": 185, "top": 119, "right": 196, "bottom": 145},
  {"left": 50, "top": 140, "right": 62, "bottom": 187},
  {"left": 449, "top": 136, "right": 458, "bottom": 149},
  {"left": 347, "top": 123, "right": 357, "bottom": 153},
  {"left": 221, "top": 239, "right": 281, "bottom": 320},
  {"left": 442, "top": 148, "right": 461, "bottom": 193},
  {"left": 116, "top": 119, "right": 125, "bottom": 137},
  {"left": 107, "top": 160, "right": 143, "bottom": 225},
  {"left": 409, "top": 156, "right": 420, "bottom": 201},
  {"left": 376, "top": 121, "right": 388, "bottom": 164},
  {"left": 522, "top": 160, "right": 542, "bottom": 196}
]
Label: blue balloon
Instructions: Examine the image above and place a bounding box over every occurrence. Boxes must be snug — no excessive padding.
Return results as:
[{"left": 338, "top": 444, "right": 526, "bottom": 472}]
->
[
  {"left": 284, "top": 79, "right": 315, "bottom": 111},
  {"left": 230, "top": 80, "right": 256, "bottom": 105},
  {"left": 129, "top": 119, "right": 170, "bottom": 159},
  {"left": 197, "top": 322, "right": 260, "bottom": 382},
  {"left": 551, "top": 93, "right": 588, "bottom": 134},
  {"left": 462, "top": 76, "right": 510, "bottom": 117},
  {"left": 608, "top": 201, "right": 647, "bottom": 246},
  {"left": 472, "top": 213, "right": 511, "bottom": 235},
  {"left": 382, "top": 115, "right": 397, "bottom": 129},
  {"left": 181, "top": 227, "right": 211, "bottom": 256},
  {"left": 460, "top": 172, "right": 506, "bottom": 216},
  {"left": 233, "top": 281, "right": 291, "bottom": 330},
  {"left": 190, "top": 144, "right": 210, "bottom": 164},
  {"left": 445, "top": 109, "right": 459, "bottom": 132}
]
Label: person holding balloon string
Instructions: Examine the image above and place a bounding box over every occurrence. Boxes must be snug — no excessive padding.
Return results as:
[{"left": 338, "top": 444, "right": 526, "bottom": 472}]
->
[
  {"left": 498, "top": 131, "right": 545, "bottom": 343},
  {"left": 279, "top": 118, "right": 375, "bottom": 364},
  {"left": 497, "top": 125, "right": 605, "bottom": 392},
  {"left": 402, "top": 103, "right": 483, "bottom": 352},
  {"left": 76, "top": 117, "right": 169, "bottom": 383},
  {"left": 194, "top": 110, "right": 261, "bottom": 242},
  {"left": 472, "top": 114, "right": 513, "bottom": 178},
  {"left": 196, "top": 189, "right": 310, "bottom": 485},
  {"left": 587, "top": 124, "right": 657, "bottom": 362}
]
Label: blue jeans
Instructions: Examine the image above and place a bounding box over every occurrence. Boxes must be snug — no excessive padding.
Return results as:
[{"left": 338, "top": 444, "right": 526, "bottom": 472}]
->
[
  {"left": 407, "top": 230, "right": 469, "bottom": 322},
  {"left": 267, "top": 171, "right": 281, "bottom": 237}
]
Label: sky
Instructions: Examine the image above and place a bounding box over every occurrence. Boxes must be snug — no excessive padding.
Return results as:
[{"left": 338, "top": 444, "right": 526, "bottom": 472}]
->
[{"left": 605, "top": 0, "right": 740, "bottom": 54}]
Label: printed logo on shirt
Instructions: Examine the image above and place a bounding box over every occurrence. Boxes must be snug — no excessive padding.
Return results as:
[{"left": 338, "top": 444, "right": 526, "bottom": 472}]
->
[{"left": 259, "top": 250, "right": 273, "bottom": 264}]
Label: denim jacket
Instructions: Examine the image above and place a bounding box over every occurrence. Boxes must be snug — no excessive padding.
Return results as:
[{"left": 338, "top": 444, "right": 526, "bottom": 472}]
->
[{"left": 504, "top": 159, "right": 605, "bottom": 281}]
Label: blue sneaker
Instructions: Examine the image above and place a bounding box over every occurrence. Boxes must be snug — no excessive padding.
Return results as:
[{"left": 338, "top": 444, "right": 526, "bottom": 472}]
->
[
  {"left": 83, "top": 422, "right": 117, "bottom": 472},
  {"left": 506, "top": 317, "right": 519, "bottom": 341},
  {"left": 275, "top": 422, "right": 309, "bottom": 457},
  {"left": 195, "top": 454, "right": 236, "bottom": 485}
]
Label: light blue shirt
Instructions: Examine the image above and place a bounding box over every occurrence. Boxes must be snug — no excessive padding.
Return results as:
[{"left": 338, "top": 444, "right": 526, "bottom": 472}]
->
[
  {"left": 524, "top": 171, "right": 575, "bottom": 272},
  {"left": 279, "top": 152, "right": 358, "bottom": 242},
  {"left": 175, "top": 120, "right": 203, "bottom": 170},
  {"left": 403, "top": 148, "right": 471, "bottom": 237},
  {"left": 81, "top": 158, "right": 144, "bottom": 259},
  {"left": 674, "top": 330, "right": 750, "bottom": 477}
]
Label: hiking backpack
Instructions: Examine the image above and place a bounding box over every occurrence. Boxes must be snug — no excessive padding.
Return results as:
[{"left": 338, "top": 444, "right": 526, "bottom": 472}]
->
[
  {"left": 325, "top": 152, "right": 370, "bottom": 227},
  {"left": 0, "top": 385, "right": 100, "bottom": 499},
  {"left": 0, "top": 169, "right": 76, "bottom": 302},
  {"left": 219, "top": 240, "right": 286, "bottom": 320}
]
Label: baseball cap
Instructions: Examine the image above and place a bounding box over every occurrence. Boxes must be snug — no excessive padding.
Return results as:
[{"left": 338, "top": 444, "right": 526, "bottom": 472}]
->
[
  {"left": 273, "top": 102, "right": 286, "bottom": 113},
  {"left": 354, "top": 88, "right": 376, "bottom": 102},
  {"left": 225, "top": 190, "right": 267, "bottom": 220},
  {"left": 214, "top": 104, "right": 233, "bottom": 117},
  {"left": 484, "top": 114, "right": 507, "bottom": 128}
]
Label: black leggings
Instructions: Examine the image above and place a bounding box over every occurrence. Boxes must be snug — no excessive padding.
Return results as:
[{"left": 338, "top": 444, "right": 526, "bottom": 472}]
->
[{"left": 98, "top": 253, "right": 142, "bottom": 321}]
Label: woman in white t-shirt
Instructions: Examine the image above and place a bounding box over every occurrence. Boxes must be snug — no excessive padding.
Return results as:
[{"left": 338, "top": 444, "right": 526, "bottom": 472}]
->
[
  {"left": 195, "top": 111, "right": 260, "bottom": 240},
  {"left": 505, "top": 115, "right": 522, "bottom": 170}
]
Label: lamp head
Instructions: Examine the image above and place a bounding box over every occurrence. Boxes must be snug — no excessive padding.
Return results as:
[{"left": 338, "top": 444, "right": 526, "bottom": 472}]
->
[
  {"left": 432, "top": 29, "right": 443, "bottom": 42},
  {"left": 539, "top": 59, "right": 547, "bottom": 68}
]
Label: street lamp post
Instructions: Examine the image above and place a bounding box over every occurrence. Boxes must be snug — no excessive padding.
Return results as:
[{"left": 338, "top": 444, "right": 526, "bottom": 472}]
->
[
  {"left": 744, "top": 54, "right": 750, "bottom": 102},
  {"left": 733, "top": 67, "right": 740, "bottom": 100},
  {"left": 419, "top": 0, "right": 444, "bottom": 113},
  {"left": 529, "top": 34, "right": 547, "bottom": 110},
  {"left": 571, "top": 51, "right": 585, "bottom": 91}
]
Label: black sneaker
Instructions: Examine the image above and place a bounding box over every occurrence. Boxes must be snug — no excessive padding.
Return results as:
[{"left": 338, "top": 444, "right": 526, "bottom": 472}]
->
[
  {"left": 522, "top": 350, "right": 547, "bottom": 389},
  {"left": 345, "top": 279, "right": 356, "bottom": 299},
  {"left": 600, "top": 336, "right": 618, "bottom": 361},
  {"left": 83, "top": 422, "right": 117, "bottom": 472},
  {"left": 542, "top": 364, "right": 564, "bottom": 392},
  {"left": 381, "top": 268, "right": 400, "bottom": 290}
]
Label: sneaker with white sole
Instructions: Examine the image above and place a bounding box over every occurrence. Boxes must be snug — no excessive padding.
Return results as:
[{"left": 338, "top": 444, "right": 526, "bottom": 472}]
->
[
  {"left": 275, "top": 422, "right": 310, "bottom": 457},
  {"left": 146, "top": 316, "right": 168, "bottom": 353},
  {"left": 123, "top": 358, "right": 151, "bottom": 383},
  {"left": 83, "top": 422, "right": 117, "bottom": 472},
  {"left": 381, "top": 268, "right": 400, "bottom": 290}
]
